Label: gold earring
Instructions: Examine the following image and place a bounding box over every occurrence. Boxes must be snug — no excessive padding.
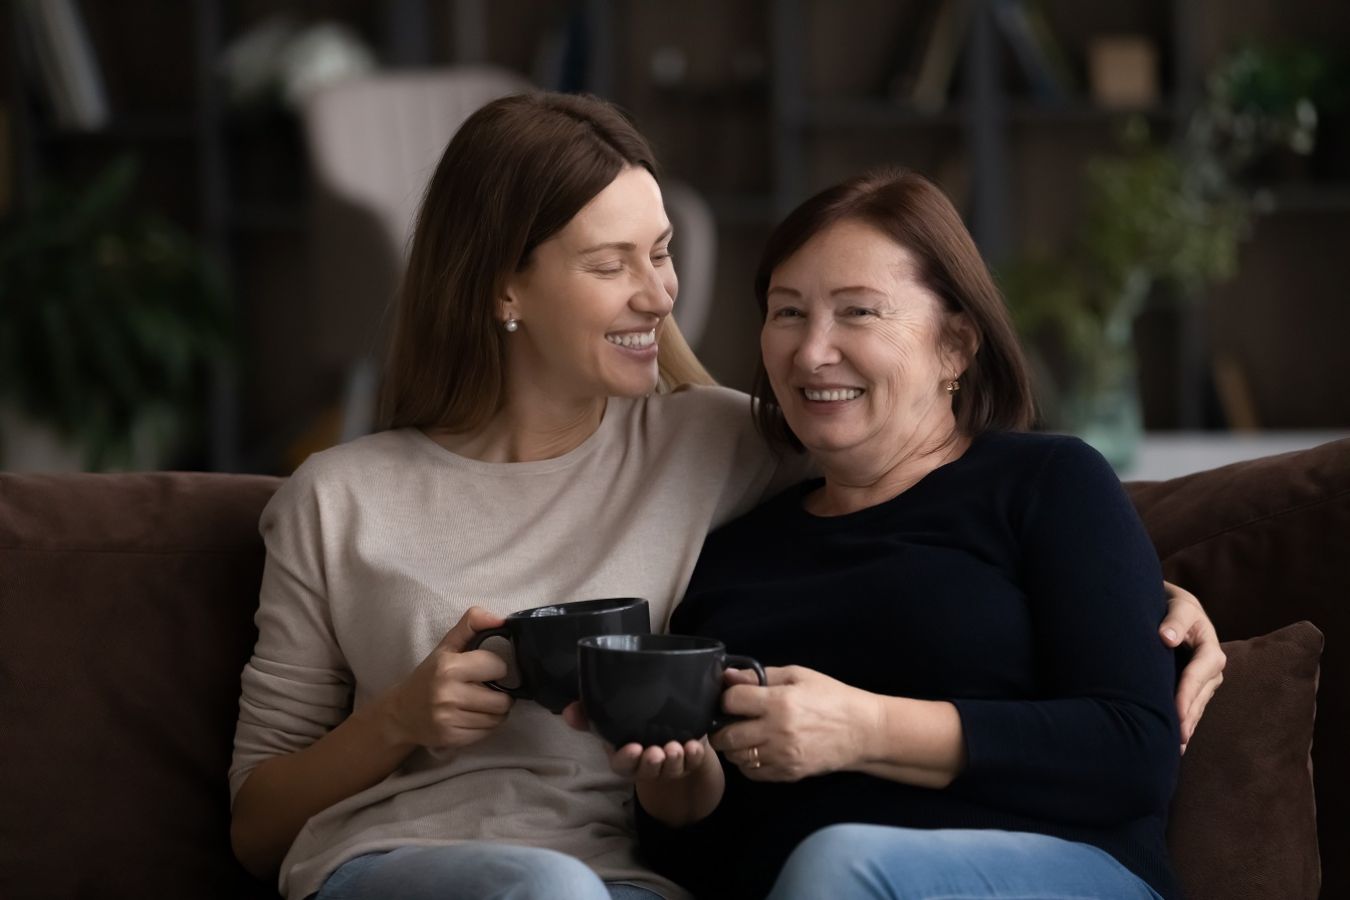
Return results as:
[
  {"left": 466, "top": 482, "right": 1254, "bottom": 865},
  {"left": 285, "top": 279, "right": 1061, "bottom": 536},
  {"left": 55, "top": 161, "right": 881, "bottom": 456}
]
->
[{"left": 945, "top": 379, "right": 960, "bottom": 394}]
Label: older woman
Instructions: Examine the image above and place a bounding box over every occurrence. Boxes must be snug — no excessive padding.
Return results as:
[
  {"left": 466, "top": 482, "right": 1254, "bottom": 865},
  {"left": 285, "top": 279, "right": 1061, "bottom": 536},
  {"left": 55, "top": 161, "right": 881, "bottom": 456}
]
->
[{"left": 633, "top": 169, "right": 1186, "bottom": 900}]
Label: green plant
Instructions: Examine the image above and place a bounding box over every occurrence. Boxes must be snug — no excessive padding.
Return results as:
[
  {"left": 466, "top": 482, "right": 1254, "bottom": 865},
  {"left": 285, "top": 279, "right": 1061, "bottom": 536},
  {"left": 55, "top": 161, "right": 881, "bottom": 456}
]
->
[
  {"left": 1200, "top": 45, "right": 1331, "bottom": 171},
  {"left": 1002, "top": 118, "right": 1250, "bottom": 423},
  {"left": 0, "top": 156, "right": 234, "bottom": 469}
]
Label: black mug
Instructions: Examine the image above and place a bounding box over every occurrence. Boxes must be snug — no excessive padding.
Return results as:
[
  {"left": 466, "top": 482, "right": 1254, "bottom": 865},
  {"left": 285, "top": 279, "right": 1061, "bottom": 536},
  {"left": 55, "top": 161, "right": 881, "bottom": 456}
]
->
[
  {"left": 466, "top": 598, "right": 650, "bottom": 713},
  {"left": 577, "top": 633, "right": 767, "bottom": 746}
]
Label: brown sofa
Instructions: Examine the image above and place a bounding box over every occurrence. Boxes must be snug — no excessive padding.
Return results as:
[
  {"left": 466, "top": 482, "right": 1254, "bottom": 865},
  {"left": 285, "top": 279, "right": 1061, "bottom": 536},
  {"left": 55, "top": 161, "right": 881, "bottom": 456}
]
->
[{"left": 1, "top": 439, "right": 1346, "bottom": 900}]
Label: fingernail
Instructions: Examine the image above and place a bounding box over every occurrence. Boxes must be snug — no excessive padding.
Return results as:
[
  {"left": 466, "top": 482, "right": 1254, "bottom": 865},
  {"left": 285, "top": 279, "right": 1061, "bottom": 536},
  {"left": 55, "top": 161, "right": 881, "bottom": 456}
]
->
[{"left": 1163, "top": 628, "right": 1178, "bottom": 643}]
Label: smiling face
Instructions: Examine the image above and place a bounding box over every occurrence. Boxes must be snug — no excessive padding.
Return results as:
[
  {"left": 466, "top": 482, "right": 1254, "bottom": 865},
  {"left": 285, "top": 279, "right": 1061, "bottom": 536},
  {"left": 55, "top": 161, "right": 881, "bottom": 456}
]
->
[
  {"left": 500, "top": 166, "right": 676, "bottom": 405},
  {"left": 761, "top": 218, "right": 972, "bottom": 465}
]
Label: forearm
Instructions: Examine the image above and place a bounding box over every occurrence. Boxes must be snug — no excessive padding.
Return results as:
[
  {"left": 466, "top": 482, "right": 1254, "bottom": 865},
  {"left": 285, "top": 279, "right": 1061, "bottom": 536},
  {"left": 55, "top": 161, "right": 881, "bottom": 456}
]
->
[
  {"left": 852, "top": 697, "right": 966, "bottom": 788},
  {"left": 635, "top": 752, "right": 726, "bottom": 827},
  {"left": 230, "top": 695, "right": 417, "bottom": 878}
]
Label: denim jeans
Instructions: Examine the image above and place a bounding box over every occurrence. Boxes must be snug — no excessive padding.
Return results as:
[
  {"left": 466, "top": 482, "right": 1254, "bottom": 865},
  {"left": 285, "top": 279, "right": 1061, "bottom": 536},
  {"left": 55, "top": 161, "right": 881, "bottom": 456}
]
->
[
  {"left": 313, "top": 844, "right": 664, "bottom": 900},
  {"left": 766, "top": 824, "right": 1166, "bottom": 900}
]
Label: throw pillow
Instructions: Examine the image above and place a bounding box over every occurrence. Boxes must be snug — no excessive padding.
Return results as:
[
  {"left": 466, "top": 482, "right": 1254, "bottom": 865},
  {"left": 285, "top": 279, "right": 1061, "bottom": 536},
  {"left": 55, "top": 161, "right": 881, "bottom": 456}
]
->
[{"left": 1167, "top": 621, "right": 1323, "bottom": 900}]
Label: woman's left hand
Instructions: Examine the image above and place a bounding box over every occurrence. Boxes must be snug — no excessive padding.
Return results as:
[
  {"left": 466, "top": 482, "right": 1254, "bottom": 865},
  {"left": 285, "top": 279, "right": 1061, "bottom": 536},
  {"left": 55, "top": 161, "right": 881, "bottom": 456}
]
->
[
  {"left": 1160, "top": 580, "right": 1226, "bottom": 753},
  {"left": 710, "top": 665, "right": 881, "bottom": 782}
]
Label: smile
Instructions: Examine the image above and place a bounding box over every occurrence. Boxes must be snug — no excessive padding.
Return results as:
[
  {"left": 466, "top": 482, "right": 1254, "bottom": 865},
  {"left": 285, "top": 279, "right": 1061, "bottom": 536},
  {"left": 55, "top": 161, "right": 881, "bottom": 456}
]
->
[
  {"left": 605, "top": 330, "right": 657, "bottom": 349},
  {"left": 802, "top": 388, "right": 864, "bottom": 402}
]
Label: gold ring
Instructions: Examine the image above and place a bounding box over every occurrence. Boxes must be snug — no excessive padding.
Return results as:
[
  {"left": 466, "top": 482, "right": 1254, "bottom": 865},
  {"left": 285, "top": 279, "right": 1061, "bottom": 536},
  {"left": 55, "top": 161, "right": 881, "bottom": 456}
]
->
[{"left": 749, "top": 746, "right": 761, "bottom": 769}]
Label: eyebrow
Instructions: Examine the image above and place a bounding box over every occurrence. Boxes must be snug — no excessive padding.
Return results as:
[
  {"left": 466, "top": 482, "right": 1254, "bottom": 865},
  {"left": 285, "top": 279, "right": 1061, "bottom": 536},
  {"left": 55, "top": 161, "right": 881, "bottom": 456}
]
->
[
  {"left": 578, "top": 227, "right": 673, "bottom": 255},
  {"left": 766, "top": 285, "right": 888, "bottom": 298}
]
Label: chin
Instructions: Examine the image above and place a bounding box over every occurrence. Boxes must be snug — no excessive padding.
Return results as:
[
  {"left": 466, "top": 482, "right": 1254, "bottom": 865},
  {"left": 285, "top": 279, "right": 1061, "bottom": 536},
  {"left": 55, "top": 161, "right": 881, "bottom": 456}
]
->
[{"left": 604, "top": 371, "right": 660, "bottom": 398}]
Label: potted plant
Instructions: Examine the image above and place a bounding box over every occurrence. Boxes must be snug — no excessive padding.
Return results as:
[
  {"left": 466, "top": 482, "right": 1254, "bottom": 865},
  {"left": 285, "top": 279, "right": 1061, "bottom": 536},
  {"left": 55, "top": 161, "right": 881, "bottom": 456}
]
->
[
  {"left": 0, "top": 155, "right": 234, "bottom": 470},
  {"left": 1000, "top": 118, "right": 1249, "bottom": 468}
]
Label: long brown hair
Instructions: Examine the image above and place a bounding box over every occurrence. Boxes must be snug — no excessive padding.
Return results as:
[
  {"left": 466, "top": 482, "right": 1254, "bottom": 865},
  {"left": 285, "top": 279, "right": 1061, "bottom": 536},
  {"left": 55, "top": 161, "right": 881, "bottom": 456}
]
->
[
  {"left": 381, "top": 91, "right": 712, "bottom": 432},
  {"left": 752, "top": 167, "right": 1035, "bottom": 449}
]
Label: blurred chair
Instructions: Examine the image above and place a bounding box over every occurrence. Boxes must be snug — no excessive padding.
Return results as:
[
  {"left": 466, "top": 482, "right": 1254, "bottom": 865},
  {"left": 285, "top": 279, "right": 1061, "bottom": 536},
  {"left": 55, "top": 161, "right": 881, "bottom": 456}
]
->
[
  {"left": 299, "top": 65, "right": 531, "bottom": 451},
  {"left": 298, "top": 68, "right": 719, "bottom": 453}
]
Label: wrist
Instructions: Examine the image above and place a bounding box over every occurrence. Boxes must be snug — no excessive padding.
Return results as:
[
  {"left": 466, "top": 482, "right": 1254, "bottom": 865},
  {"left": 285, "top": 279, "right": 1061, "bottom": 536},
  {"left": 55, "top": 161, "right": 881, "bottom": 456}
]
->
[
  {"left": 852, "top": 690, "right": 891, "bottom": 771},
  {"left": 367, "top": 683, "right": 418, "bottom": 753}
]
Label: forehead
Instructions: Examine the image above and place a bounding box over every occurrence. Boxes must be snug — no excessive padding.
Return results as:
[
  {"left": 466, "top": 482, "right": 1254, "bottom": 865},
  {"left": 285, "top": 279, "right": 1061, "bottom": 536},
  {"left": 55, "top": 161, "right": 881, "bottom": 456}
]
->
[
  {"left": 558, "top": 166, "right": 668, "bottom": 247},
  {"left": 774, "top": 219, "right": 918, "bottom": 284}
]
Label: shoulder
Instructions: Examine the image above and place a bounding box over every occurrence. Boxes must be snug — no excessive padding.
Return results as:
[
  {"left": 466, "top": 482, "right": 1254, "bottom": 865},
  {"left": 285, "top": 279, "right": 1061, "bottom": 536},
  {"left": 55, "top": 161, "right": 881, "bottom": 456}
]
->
[
  {"left": 705, "top": 479, "right": 807, "bottom": 547},
  {"left": 644, "top": 384, "right": 755, "bottom": 428},
  {"left": 262, "top": 429, "right": 425, "bottom": 526},
  {"left": 626, "top": 385, "right": 761, "bottom": 452},
  {"left": 973, "top": 431, "right": 1112, "bottom": 482}
]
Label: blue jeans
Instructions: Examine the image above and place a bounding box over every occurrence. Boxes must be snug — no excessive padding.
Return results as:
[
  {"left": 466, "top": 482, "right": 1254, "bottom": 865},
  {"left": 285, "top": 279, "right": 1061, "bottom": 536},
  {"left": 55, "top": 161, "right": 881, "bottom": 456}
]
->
[
  {"left": 766, "top": 824, "right": 1165, "bottom": 900},
  {"left": 313, "top": 844, "right": 663, "bottom": 900}
]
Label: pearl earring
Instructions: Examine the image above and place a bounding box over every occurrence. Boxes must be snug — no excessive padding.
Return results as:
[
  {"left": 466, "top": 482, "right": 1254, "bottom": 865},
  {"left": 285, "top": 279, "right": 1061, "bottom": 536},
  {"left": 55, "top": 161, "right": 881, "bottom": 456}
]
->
[{"left": 504, "top": 317, "right": 519, "bottom": 333}]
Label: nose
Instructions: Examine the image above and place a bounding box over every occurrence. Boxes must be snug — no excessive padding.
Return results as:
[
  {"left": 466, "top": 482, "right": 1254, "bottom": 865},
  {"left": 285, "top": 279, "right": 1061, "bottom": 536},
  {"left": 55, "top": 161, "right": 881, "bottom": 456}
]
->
[
  {"left": 632, "top": 261, "right": 675, "bottom": 319},
  {"left": 794, "top": 316, "right": 840, "bottom": 371}
]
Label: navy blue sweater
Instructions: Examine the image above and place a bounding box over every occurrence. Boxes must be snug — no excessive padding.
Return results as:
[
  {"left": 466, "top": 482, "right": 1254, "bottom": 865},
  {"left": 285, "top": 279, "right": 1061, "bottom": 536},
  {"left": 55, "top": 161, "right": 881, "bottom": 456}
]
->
[{"left": 638, "top": 432, "right": 1181, "bottom": 900}]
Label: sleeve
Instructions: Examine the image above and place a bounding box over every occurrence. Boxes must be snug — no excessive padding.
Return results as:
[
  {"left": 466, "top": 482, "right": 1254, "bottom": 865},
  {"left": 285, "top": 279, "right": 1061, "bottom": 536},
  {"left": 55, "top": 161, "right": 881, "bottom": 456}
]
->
[
  {"left": 634, "top": 795, "right": 730, "bottom": 900},
  {"left": 947, "top": 438, "right": 1180, "bottom": 826},
  {"left": 227, "top": 461, "right": 354, "bottom": 805},
  {"left": 678, "top": 385, "right": 816, "bottom": 528}
]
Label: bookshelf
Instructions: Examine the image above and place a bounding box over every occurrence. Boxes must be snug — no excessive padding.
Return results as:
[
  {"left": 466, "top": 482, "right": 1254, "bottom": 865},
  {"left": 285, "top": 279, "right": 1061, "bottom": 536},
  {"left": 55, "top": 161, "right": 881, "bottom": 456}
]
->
[
  {"left": 603, "top": 0, "right": 1350, "bottom": 430},
  {"left": 4, "top": 0, "right": 1348, "bottom": 469}
]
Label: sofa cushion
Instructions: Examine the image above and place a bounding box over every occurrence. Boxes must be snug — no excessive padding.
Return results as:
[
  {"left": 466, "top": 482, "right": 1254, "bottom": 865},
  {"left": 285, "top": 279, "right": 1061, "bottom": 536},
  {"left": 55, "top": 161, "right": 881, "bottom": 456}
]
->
[
  {"left": 0, "top": 473, "right": 283, "bottom": 900},
  {"left": 1167, "top": 622, "right": 1322, "bottom": 900},
  {"left": 1126, "top": 437, "right": 1348, "bottom": 900}
]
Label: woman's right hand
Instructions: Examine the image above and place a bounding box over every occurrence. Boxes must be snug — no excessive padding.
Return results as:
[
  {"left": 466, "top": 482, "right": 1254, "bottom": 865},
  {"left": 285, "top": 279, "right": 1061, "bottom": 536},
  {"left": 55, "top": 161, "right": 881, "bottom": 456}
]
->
[
  {"left": 562, "top": 701, "right": 715, "bottom": 782},
  {"left": 380, "top": 606, "right": 515, "bottom": 751}
]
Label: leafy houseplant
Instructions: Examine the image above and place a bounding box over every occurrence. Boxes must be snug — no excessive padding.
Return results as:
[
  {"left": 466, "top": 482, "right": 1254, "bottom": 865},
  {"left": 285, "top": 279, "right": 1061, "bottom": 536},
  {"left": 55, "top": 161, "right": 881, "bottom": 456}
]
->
[
  {"left": 1196, "top": 45, "right": 1336, "bottom": 182},
  {"left": 1000, "top": 117, "right": 1251, "bottom": 467},
  {"left": 0, "top": 156, "right": 233, "bottom": 470}
]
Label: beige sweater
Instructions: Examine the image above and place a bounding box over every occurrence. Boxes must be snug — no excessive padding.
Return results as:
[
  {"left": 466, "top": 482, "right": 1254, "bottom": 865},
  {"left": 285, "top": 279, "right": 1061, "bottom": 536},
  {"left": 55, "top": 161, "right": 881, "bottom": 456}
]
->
[{"left": 229, "top": 386, "right": 804, "bottom": 899}]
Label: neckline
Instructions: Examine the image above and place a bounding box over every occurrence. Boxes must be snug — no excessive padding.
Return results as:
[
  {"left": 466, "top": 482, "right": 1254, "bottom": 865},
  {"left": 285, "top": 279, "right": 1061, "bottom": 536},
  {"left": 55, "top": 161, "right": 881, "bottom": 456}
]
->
[
  {"left": 790, "top": 432, "right": 987, "bottom": 529},
  {"left": 406, "top": 396, "right": 623, "bottom": 475}
]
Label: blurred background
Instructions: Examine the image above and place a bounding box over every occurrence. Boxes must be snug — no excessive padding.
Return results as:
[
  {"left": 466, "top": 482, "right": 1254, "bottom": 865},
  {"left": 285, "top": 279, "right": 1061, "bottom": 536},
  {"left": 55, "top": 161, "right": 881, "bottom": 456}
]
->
[{"left": 2, "top": 0, "right": 1348, "bottom": 478}]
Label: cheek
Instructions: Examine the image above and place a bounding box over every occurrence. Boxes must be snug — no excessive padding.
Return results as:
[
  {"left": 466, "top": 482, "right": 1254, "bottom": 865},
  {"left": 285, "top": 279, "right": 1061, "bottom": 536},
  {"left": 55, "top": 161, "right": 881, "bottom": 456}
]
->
[
  {"left": 760, "top": 329, "right": 791, "bottom": 381},
  {"left": 663, "top": 268, "right": 678, "bottom": 301}
]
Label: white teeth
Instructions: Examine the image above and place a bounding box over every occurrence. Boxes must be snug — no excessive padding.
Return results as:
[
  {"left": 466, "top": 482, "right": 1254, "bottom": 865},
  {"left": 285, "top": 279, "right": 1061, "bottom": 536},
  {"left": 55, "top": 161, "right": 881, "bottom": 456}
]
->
[
  {"left": 803, "top": 388, "right": 863, "bottom": 402},
  {"left": 605, "top": 330, "right": 657, "bottom": 349}
]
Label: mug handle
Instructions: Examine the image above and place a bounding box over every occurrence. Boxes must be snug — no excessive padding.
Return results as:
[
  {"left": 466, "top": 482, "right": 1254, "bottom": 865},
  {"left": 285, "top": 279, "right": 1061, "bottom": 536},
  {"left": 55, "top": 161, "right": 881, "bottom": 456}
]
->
[
  {"left": 709, "top": 654, "right": 767, "bottom": 733},
  {"left": 464, "top": 627, "right": 529, "bottom": 699}
]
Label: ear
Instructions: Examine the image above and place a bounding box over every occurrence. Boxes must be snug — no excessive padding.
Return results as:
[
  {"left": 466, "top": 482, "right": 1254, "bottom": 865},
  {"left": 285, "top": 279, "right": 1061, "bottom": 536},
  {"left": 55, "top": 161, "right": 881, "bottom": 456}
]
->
[
  {"left": 942, "top": 311, "right": 980, "bottom": 380},
  {"left": 496, "top": 278, "right": 521, "bottom": 325}
]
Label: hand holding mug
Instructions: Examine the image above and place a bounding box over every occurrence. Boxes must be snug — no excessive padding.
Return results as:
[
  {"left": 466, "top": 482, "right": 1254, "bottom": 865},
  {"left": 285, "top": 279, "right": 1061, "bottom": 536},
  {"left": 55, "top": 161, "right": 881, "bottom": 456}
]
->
[
  {"left": 563, "top": 701, "right": 714, "bottom": 782},
  {"left": 712, "top": 665, "right": 884, "bottom": 782},
  {"left": 379, "top": 606, "right": 515, "bottom": 751}
]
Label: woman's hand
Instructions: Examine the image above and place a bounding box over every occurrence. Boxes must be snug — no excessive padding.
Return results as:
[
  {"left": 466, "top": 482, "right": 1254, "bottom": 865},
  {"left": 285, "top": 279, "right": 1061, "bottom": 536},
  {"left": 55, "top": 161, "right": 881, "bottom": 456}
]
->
[
  {"left": 1159, "top": 581, "right": 1227, "bottom": 752},
  {"left": 563, "top": 702, "right": 724, "bottom": 825},
  {"left": 562, "top": 702, "right": 713, "bottom": 782},
  {"left": 378, "top": 606, "right": 515, "bottom": 752},
  {"left": 711, "top": 666, "right": 882, "bottom": 782}
]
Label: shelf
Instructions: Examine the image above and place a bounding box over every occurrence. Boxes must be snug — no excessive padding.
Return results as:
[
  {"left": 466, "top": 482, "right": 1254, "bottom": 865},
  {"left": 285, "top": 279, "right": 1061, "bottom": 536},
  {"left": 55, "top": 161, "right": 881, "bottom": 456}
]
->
[
  {"left": 1259, "top": 184, "right": 1350, "bottom": 214},
  {"left": 788, "top": 99, "right": 966, "bottom": 130},
  {"left": 1006, "top": 101, "right": 1177, "bottom": 126}
]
